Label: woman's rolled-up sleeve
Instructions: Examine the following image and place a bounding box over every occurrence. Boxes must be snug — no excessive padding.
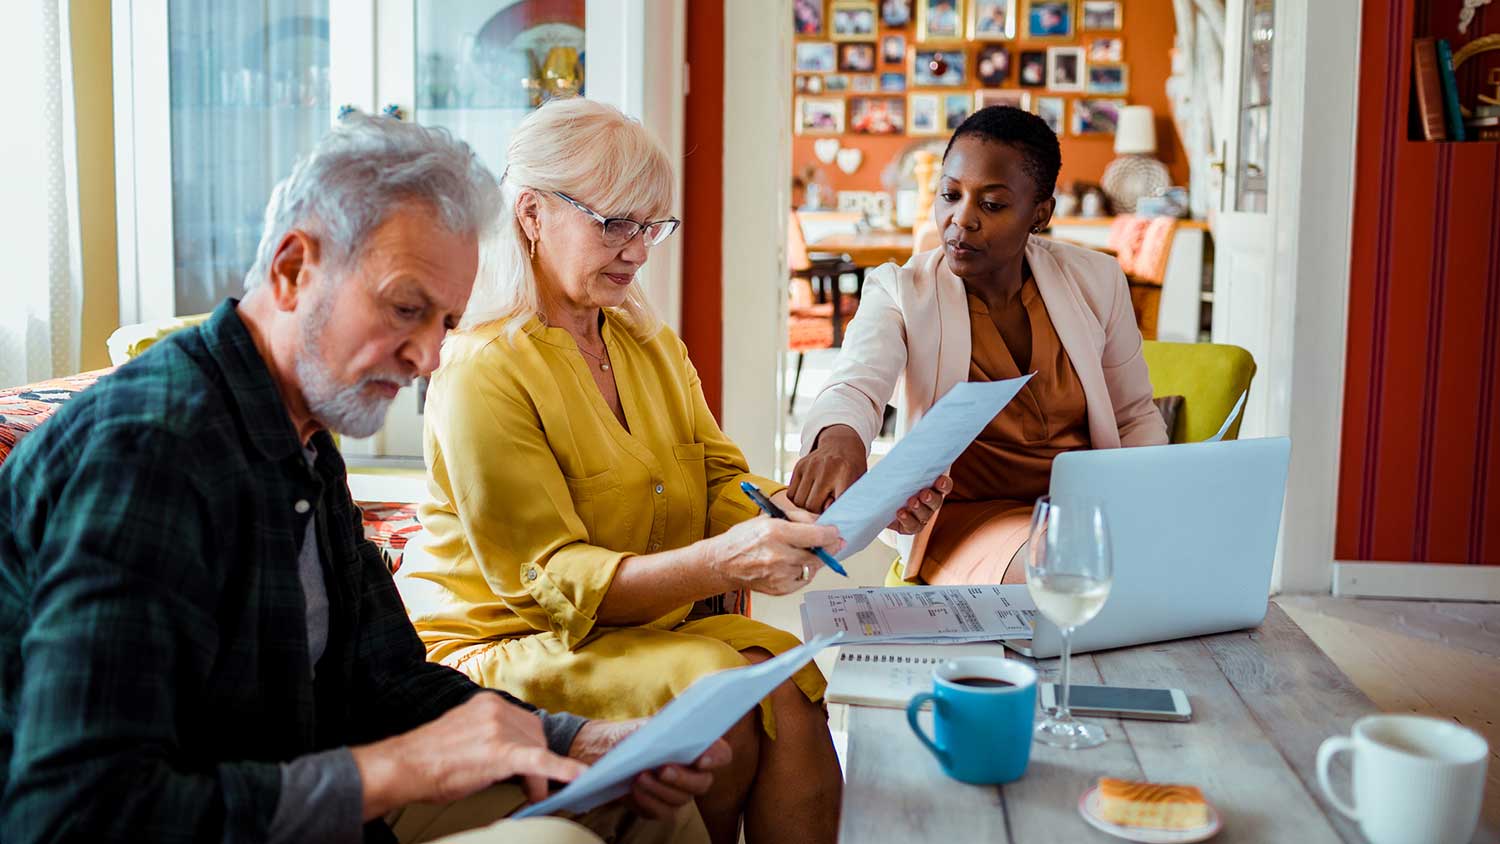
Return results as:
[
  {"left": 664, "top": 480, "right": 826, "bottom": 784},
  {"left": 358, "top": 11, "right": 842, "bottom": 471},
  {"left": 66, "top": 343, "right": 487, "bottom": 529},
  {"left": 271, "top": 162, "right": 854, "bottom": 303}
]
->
[{"left": 432, "top": 357, "right": 627, "bottom": 650}]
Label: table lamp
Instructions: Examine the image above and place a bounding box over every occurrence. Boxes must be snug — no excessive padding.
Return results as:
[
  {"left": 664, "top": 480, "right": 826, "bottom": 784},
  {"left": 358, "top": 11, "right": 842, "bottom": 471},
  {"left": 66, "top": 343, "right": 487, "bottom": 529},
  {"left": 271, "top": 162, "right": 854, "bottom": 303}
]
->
[{"left": 1102, "top": 105, "right": 1170, "bottom": 214}]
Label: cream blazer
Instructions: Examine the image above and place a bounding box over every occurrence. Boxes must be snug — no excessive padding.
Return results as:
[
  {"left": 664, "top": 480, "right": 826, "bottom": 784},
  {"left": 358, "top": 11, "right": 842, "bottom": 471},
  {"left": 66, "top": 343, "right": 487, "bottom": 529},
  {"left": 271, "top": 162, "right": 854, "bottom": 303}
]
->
[{"left": 800, "top": 236, "right": 1168, "bottom": 579}]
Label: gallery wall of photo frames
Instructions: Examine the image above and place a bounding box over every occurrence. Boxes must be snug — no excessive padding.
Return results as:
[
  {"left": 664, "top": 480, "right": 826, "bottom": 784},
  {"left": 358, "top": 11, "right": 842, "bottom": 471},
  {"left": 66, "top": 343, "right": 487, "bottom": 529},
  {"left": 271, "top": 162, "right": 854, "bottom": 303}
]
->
[
  {"left": 790, "top": 0, "right": 1188, "bottom": 195},
  {"left": 793, "top": 0, "right": 1133, "bottom": 140}
]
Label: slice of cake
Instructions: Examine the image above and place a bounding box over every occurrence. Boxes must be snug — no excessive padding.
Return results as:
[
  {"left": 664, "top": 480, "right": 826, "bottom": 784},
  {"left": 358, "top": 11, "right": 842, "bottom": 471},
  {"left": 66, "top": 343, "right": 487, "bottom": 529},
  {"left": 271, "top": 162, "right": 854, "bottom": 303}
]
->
[{"left": 1096, "top": 777, "right": 1210, "bottom": 830}]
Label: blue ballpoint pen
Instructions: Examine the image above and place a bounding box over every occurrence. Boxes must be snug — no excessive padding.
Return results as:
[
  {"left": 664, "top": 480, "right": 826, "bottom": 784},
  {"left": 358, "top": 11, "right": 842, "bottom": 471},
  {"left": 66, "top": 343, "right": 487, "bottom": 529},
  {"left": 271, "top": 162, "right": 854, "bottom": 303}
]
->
[{"left": 739, "top": 481, "right": 848, "bottom": 577}]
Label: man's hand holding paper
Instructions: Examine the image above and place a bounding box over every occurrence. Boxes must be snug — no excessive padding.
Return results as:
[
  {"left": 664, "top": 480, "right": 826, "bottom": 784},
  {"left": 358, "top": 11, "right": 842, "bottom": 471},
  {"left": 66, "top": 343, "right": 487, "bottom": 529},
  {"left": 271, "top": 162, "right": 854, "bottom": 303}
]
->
[{"left": 514, "top": 636, "right": 840, "bottom": 819}]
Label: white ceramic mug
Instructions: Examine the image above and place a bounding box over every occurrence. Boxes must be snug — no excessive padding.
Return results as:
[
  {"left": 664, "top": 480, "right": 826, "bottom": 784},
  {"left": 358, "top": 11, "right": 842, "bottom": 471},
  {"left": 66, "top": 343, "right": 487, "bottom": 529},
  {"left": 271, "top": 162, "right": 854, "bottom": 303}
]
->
[{"left": 1317, "top": 714, "right": 1488, "bottom": 844}]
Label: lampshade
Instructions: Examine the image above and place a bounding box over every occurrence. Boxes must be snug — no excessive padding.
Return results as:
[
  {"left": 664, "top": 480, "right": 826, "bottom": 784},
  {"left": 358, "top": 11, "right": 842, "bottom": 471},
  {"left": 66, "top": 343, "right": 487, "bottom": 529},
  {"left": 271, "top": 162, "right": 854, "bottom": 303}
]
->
[{"left": 1113, "top": 106, "right": 1158, "bottom": 155}]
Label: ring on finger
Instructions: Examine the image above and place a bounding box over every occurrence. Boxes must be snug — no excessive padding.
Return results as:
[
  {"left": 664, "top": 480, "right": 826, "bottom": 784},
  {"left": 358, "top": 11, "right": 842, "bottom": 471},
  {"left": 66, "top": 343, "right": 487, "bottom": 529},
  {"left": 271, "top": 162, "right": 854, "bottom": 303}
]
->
[{"left": 800, "top": 564, "right": 810, "bottom": 581}]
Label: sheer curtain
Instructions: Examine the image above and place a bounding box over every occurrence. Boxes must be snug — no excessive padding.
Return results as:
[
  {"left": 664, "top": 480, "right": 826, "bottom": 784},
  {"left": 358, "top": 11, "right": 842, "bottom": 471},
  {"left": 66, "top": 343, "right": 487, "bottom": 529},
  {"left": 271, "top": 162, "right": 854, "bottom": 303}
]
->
[{"left": 0, "top": 0, "right": 82, "bottom": 386}]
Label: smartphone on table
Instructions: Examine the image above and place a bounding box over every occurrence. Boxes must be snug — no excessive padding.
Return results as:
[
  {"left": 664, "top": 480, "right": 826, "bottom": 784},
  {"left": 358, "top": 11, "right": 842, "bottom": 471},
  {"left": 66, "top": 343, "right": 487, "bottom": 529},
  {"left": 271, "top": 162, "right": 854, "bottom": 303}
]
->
[{"left": 1039, "top": 683, "right": 1192, "bottom": 722}]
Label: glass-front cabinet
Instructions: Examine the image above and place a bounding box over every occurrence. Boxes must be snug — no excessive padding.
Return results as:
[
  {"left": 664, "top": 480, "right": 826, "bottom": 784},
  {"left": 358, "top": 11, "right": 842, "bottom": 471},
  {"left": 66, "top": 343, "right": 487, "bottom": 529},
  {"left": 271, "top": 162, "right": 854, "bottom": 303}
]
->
[
  {"left": 1231, "top": 0, "right": 1273, "bottom": 214},
  {"left": 115, "top": 0, "right": 680, "bottom": 461}
]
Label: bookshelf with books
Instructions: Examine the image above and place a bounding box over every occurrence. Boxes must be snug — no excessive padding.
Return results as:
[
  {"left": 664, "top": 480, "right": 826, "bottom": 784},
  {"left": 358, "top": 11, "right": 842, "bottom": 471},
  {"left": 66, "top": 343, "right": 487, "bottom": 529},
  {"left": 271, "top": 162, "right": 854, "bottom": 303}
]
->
[{"left": 1407, "top": 11, "right": 1500, "bottom": 143}]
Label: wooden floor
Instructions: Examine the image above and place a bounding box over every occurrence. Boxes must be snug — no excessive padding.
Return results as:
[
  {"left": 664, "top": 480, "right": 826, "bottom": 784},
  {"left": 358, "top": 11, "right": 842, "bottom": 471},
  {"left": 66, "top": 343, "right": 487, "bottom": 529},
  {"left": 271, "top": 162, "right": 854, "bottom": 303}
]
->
[{"left": 1276, "top": 595, "right": 1500, "bottom": 832}]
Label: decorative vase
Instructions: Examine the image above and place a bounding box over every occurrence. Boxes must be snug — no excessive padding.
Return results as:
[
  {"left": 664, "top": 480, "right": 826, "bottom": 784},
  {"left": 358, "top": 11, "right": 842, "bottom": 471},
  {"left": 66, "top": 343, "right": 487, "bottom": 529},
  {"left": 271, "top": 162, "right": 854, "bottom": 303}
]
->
[
  {"left": 1102, "top": 155, "right": 1171, "bottom": 214},
  {"left": 1102, "top": 105, "right": 1170, "bottom": 214}
]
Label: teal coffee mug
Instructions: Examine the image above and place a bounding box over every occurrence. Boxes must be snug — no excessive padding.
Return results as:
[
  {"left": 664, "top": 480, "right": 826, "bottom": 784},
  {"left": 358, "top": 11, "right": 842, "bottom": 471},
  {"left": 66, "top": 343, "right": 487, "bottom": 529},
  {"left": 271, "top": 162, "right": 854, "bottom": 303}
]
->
[{"left": 906, "top": 657, "right": 1038, "bottom": 784}]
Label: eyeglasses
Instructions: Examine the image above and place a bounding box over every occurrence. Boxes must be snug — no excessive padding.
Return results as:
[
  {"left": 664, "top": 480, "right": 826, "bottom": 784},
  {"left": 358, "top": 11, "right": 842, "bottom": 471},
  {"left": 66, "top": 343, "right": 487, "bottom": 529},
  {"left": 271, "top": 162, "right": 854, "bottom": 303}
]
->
[{"left": 552, "top": 191, "right": 681, "bottom": 248}]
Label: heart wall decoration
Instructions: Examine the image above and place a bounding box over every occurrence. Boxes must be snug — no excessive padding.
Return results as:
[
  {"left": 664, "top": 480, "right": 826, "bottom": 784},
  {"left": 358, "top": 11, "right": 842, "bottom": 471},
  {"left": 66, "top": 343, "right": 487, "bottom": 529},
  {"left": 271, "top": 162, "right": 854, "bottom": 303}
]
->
[
  {"left": 813, "top": 138, "right": 840, "bottom": 164},
  {"left": 835, "top": 147, "right": 864, "bottom": 174}
]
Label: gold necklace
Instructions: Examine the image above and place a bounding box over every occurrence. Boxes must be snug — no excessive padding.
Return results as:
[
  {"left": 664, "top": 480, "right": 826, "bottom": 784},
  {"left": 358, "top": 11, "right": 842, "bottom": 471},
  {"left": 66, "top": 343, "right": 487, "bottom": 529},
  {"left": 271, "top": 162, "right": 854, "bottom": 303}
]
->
[{"left": 577, "top": 343, "right": 611, "bottom": 372}]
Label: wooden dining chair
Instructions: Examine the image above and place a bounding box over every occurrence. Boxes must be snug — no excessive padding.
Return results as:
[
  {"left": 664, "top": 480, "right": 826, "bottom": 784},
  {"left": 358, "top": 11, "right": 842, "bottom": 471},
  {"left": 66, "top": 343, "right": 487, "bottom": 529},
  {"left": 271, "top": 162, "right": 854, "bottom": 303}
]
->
[{"left": 787, "top": 210, "right": 859, "bottom": 415}]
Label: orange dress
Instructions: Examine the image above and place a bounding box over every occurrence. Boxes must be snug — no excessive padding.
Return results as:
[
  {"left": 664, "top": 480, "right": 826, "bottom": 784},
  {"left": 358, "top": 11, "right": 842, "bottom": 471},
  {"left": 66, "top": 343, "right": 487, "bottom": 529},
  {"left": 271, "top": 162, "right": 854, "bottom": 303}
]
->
[{"left": 919, "top": 278, "right": 1092, "bottom": 585}]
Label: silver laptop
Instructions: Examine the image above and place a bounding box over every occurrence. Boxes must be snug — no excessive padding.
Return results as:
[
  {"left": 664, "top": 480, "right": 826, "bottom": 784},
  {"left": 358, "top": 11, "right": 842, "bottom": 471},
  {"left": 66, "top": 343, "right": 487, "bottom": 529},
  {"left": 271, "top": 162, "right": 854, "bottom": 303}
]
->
[{"left": 1006, "top": 437, "right": 1292, "bottom": 659}]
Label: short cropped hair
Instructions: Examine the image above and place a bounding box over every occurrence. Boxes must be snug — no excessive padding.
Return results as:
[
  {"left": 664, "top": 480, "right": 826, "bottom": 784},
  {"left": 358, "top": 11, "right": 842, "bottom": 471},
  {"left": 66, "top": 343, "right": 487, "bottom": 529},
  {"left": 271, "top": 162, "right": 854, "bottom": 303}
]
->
[
  {"left": 943, "top": 106, "right": 1062, "bottom": 203},
  {"left": 244, "top": 113, "right": 499, "bottom": 291}
]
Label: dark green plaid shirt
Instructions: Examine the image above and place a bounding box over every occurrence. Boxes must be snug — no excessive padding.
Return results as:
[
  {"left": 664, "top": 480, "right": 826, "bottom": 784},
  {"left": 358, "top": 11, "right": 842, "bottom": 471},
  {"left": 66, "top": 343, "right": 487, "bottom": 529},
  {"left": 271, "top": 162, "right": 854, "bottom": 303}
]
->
[{"left": 0, "top": 301, "right": 543, "bottom": 843}]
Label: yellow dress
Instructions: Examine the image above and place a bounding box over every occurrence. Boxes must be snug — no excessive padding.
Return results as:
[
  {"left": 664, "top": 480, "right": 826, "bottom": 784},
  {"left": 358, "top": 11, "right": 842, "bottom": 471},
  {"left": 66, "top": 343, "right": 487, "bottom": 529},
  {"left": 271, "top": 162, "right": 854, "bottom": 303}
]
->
[{"left": 395, "top": 311, "right": 824, "bottom": 732}]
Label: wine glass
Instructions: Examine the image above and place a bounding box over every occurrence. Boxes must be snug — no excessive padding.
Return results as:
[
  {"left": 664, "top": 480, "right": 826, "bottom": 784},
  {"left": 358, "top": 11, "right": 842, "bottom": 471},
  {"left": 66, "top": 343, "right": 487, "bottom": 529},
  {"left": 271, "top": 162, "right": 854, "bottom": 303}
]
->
[{"left": 1025, "top": 495, "right": 1113, "bottom": 749}]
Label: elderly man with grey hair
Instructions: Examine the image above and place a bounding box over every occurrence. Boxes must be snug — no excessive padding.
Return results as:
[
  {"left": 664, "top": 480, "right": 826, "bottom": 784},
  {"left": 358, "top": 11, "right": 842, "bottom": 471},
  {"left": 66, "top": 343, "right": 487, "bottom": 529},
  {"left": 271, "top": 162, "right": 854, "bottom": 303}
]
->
[{"left": 0, "top": 115, "right": 725, "bottom": 844}]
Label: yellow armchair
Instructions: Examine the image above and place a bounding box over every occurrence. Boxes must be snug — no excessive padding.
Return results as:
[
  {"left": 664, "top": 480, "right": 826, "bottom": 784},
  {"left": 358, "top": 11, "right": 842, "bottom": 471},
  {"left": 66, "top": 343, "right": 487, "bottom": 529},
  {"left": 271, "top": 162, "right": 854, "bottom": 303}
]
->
[
  {"left": 1141, "top": 341, "right": 1257, "bottom": 443},
  {"left": 106, "top": 313, "right": 212, "bottom": 365}
]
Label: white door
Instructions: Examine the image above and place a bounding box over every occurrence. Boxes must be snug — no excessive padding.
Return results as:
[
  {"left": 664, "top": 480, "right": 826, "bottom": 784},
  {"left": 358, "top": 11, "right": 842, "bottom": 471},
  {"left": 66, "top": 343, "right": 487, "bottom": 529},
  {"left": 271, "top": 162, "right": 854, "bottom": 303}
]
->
[{"left": 1208, "top": 0, "right": 1277, "bottom": 438}]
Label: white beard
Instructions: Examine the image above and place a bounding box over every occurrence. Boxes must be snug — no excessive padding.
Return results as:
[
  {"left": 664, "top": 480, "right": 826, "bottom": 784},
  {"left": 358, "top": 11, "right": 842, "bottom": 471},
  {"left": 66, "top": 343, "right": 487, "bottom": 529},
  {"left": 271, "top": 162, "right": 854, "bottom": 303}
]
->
[{"left": 295, "top": 294, "right": 408, "bottom": 438}]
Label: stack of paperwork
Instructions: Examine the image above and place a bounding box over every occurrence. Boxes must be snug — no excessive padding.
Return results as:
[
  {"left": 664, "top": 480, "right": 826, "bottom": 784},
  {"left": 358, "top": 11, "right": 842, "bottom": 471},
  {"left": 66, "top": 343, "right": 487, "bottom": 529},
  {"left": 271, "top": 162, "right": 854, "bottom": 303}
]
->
[{"left": 800, "top": 584, "right": 1038, "bottom": 645}]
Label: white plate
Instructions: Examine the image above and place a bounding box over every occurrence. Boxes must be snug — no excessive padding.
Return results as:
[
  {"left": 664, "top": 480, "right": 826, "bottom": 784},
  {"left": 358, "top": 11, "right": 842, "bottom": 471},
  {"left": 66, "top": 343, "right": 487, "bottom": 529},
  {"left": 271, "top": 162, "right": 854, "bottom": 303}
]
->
[{"left": 1077, "top": 785, "right": 1223, "bottom": 843}]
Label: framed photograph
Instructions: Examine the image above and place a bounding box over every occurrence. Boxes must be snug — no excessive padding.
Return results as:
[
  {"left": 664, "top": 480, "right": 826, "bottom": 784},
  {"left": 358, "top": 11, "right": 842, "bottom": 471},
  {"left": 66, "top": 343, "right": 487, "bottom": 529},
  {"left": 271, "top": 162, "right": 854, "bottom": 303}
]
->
[
  {"left": 839, "top": 42, "right": 878, "bottom": 72},
  {"left": 831, "top": 1, "right": 879, "bottom": 40},
  {"left": 794, "top": 0, "right": 826, "bottom": 36},
  {"left": 916, "top": 0, "right": 965, "bottom": 42},
  {"left": 880, "top": 71, "right": 908, "bottom": 92},
  {"left": 794, "top": 74, "right": 826, "bottom": 94},
  {"left": 851, "top": 74, "right": 880, "bottom": 92},
  {"left": 1087, "top": 36, "right": 1123, "bottom": 62},
  {"left": 1018, "top": 50, "right": 1047, "bottom": 87},
  {"left": 975, "top": 88, "right": 1031, "bottom": 110},
  {"left": 795, "top": 41, "right": 838, "bottom": 72},
  {"left": 824, "top": 74, "right": 851, "bottom": 92},
  {"left": 907, "top": 92, "right": 944, "bottom": 135},
  {"left": 882, "top": 0, "right": 913, "bottom": 26},
  {"left": 1081, "top": 0, "right": 1123, "bottom": 31},
  {"left": 1046, "top": 46, "right": 1085, "bottom": 91},
  {"left": 1072, "top": 97, "right": 1125, "bottom": 135},
  {"left": 976, "top": 44, "right": 1011, "bottom": 86},
  {"left": 1026, "top": 0, "right": 1075, "bottom": 39},
  {"left": 943, "top": 92, "right": 974, "bottom": 130},
  {"left": 911, "top": 48, "right": 967, "bottom": 86},
  {"left": 969, "top": 0, "right": 1017, "bottom": 39},
  {"left": 1032, "top": 95, "right": 1068, "bottom": 133},
  {"left": 796, "top": 96, "right": 846, "bottom": 134},
  {"left": 849, "top": 96, "right": 906, "bottom": 134},
  {"left": 1086, "top": 63, "right": 1128, "bottom": 95},
  {"left": 882, "top": 34, "right": 907, "bottom": 64},
  {"left": 1034, "top": 95, "right": 1065, "bottom": 134}
]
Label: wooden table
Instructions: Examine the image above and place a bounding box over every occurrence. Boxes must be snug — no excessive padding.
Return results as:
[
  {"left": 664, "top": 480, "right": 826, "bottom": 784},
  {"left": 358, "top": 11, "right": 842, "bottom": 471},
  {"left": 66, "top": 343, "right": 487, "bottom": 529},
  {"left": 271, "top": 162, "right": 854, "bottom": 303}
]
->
[
  {"left": 807, "top": 230, "right": 915, "bottom": 268},
  {"left": 836, "top": 604, "right": 1500, "bottom": 843}
]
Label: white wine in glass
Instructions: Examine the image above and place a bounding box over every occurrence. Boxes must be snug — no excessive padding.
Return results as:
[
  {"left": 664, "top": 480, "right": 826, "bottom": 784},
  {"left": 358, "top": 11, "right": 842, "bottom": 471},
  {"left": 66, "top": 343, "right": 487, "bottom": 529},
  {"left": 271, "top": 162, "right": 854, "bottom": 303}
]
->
[{"left": 1026, "top": 495, "right": 1113, "bottom": 750}]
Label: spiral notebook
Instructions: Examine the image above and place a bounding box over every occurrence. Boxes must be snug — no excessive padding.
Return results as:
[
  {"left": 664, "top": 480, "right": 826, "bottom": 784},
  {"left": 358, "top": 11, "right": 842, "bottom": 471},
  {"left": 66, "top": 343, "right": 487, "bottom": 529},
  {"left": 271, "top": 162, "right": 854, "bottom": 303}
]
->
[{"left": 825, "top": 642, "right": 1009, "bottom": 709}]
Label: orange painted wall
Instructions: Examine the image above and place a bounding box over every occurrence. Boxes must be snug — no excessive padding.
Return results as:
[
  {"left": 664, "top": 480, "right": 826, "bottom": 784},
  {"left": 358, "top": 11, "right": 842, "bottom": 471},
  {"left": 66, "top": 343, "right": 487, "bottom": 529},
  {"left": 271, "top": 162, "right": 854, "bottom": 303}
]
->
[{"left": 791, "top": 0, "right": 1187, "bottom": 199}]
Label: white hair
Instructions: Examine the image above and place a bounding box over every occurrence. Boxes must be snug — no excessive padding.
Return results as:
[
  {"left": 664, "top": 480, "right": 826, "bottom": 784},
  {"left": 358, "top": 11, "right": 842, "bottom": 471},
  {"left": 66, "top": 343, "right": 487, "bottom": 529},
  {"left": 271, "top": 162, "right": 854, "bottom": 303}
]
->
[
  {"left": 244, "top": 113, "right": 500, "bottom": 291},
  {"left": 461, "top": 97, "right": 673, "bottom": 340}
]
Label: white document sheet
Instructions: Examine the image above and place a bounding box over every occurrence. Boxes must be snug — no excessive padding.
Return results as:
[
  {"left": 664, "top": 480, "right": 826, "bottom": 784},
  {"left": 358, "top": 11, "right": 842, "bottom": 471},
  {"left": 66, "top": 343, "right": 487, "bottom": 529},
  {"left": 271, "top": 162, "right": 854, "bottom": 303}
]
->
[
  {"left": 817, "top": 376, "right": 1033, "bottom": 560},
  {"left": 799, "top": 585, "right": 1038, "bottom": 645},
  {"left": 1206, "top": 390, "right": 1249, "bottom": 442},
  {"left": 514, "top": 634, "right": 841, "bottom": 819}
]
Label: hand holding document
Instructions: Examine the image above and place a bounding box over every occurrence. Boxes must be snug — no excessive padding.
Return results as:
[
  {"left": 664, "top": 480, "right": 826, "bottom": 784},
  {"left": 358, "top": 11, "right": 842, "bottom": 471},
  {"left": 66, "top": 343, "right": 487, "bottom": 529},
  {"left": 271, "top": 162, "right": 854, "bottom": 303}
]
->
[
  {"left": 817, "top": 375, "right": 1033, "bottom": 560},
  {"left": 800, "top": 584, "right": 1039, "bottom": 645},
  {"left": 514, "top": 635, "right": 841, "bottom": 819}
]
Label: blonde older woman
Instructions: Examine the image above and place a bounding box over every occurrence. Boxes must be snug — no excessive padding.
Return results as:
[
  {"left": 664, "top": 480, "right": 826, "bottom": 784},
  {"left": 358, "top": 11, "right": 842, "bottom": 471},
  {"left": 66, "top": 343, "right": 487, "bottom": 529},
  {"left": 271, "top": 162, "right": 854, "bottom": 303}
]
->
[
  {"left": 394, "top": 99, "right": 882, "bottom": 844},
  {"left": 790, "top": 107, "right": 1167, "bottom": 586}
]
